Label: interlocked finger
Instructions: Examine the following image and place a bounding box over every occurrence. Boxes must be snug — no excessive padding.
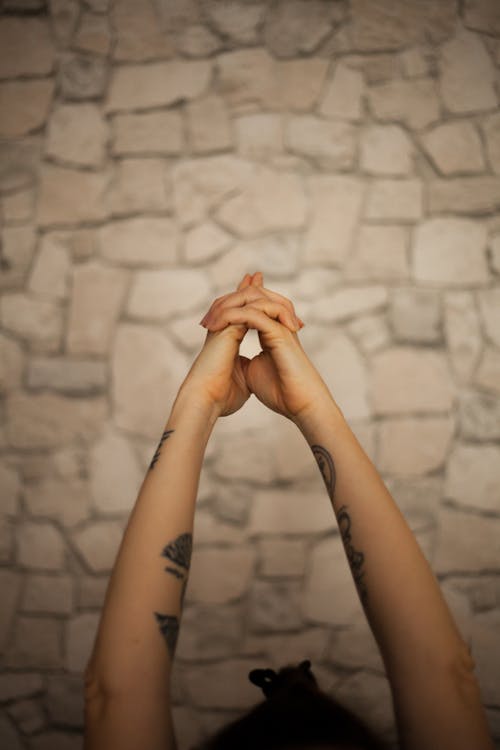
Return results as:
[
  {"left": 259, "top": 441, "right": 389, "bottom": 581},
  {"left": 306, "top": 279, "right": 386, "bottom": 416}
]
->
[
  {"left": 206, "top": 297, "right": 299, "bottom": 333},
  {"left": 204, "top": 289, "right": 300, "bottom": 330}
]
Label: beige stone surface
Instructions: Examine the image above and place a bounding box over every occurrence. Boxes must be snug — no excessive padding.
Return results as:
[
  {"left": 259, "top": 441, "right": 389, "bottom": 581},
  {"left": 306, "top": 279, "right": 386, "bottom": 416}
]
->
[
  {"left": 444, "top": 291, "right": 482, "bottom": 383},
  {"left": 304, "top": 175, "right": 364, "bottom": 265},
  {"left": 427, "top": 177, "right": 500, "bottom": 214},
  {"left": 439, "top": 27, "right": 497, "bottom": 114},
  {"left": 112, "top": 110, "right": 184, "bottom": 155},
  {"left": 368, "top": 78, "right": 440, "bottom": 130},
  {"left": 4, "top": 616, "right": 63, "bottom": 670},
  {"left": 445, "top": 443, "right": 500, "bottom": 512},
  {"left": 346, "top": 225, "right": 409, "bottom": 280},
  {"left": 28, "top": 234, "right": 71, "bottom": 301},
  {"left": 421, "top": 121, "right": 485, "bottom": 175},
  {"left": 377, "top": 416, "right": 454, "bottom": 476},
  {"left": 46, "top": 104, "right": 107, "bottom": 168},
  {"left": 37, "top": 165, "right": 110, "bottom": 227},
  {"left": 107, "top": 61, "right": 211, "bottom": 112},
  {"left": 319, "top": 61, "right": 364, "bottom": 121},
  {"left": 482, "top": 112, "right": 500, "bottom": 175},
  {"left": 184, "top": 221, "right": 232, "bottom": 264},
  {"left": 187, "top": 546, "right": 256, "bottom": 605},
  {"left": 18, "top": 523, "right": 66, "bottom": 571},
  {"left": 89, "top": 426, "right": 143, "bottom": 514},
  {"left": 66, "top": 613, "right": 100, "bottom": 673},
  {"left": 389, "top": 287, "right": 441, "bottom": 343},
  {"left": 370, "top": 347, "right": 454, "bottom": 415},
  {"left": 478, "top": 287, "right": 500, "bottom": 347},
  {"left": 311, "top": 286, "right": 388, "bottom": 322},
  {"left": 27, "top": 357, "right": 107, "bottom": 393},
  {"left": 21, "top": 575, "right": 73, "bottom": 615},
  {"left": 264, "top": 0, "right": 336, "bottom": 57},
  {"left": 66, "top": 262, "right": 128, "bottom": 355},
  {"left": 127, "top": 268, "right": 210, "bottom": 320},
  {"left": 475, "top": 346, "right": 500, "bottom": 395},
  {"left": 217, "top": 166, "right": 307, "bottom": 236},
  {"left": 258, "top": 539, "right": 306, "bottom": 577},
  {"left": 74, "top": 11, "right": 111, "bottom": 55},
  {"left": 0, "top": 332, "right": 24, "bottom": 394},
  {"left": 235, "top": 113, "right": 283, "bottom": 159},
  {"left": 0, "top": 225, "right": 37, "bottom": 290},
  {"left": 365, "top": 179, "right": 423, "bottom": 221},
  {"left": 99, "top": 218, "right": 178, "bottom": 266},
  {"left": 107, "top": 158, "right": 171, "bottom": 215},
  {"left": 5, "top": 393, "right": 107, "bottom": 449},
  {"left": 413, "top": 218, "right": 488, "bottom": 285},
  {"left": 0, "top": 18, "right": 55, "bottom": 77},
  {"left": 0, "top": 80, "right": 54, "bottom": 138},
  {"left": 286, "top": 115, "right": 356, "bottom": 170},
  {"left": 0, "top": 294, "right": 63, "bottom": 353},
  {"left": 183, "top": 659, "right": 260, "bottom": 709},
  {"left": 71, "top": 521, "right": 124, "bottom": 573},
  {"left": 434, "top": 507, "right": 500, "bottom": 573},
  {"left": 360, "top": 124, "right": 414, "bottom": 175},
  {"left": 177, "top": 24, "right": 221, "bottom": 57},
  {"left": 248, "top": 488, "right": 335, "bottom": 536},
  {"left": 24, "top": 476, "right": 90, "bottom": 528},
  {"left": 186, "top": 94, "right": 233, "bottom": 154}
]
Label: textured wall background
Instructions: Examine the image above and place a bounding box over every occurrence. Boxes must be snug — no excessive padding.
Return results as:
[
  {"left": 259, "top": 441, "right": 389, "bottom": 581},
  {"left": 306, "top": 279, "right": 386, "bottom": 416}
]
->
[{"left": 1, "top": 0, "right": 500, "bottom": 748}]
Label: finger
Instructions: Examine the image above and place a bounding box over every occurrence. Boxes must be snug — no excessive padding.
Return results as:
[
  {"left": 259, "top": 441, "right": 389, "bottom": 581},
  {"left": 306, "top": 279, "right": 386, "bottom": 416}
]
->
[
  {"left": 206, "top": 288, "right": 300, "bottom": 331},
  {"left": 208, "top": 304, "right": 287, "bottom": 339},
  {"left": 207, "top": 298, "right": 300, "bottom": 333},
  {"left": 249, "top": 271, "right": 301, "bottom": 325},
  {"left": 237, "top": 273, "right": 252, "bottom": 292}
]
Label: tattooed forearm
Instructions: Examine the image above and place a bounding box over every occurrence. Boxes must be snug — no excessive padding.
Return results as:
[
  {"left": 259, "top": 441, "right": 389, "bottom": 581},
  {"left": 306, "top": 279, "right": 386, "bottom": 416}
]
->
[
  {"left": 154, "top": 612, "right": 180, "bottom": 659},
  {"left": 311, "top": 444, "right": 336, "bottom": 501},
  {"left": 336, "top": 505, "right": 368, "bottom": 606},
  {"left": 149, "top": 429, "right": 175, "bottom": 470},
  {"left": 154, "top": 532, "right": 193, "bottom": 660}
]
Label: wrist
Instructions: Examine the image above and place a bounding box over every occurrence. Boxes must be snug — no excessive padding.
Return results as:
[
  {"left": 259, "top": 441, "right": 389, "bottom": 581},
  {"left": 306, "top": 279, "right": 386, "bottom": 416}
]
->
[
  {"left": 170, "top": 385, "right": 220, "bottom": 432},
  {"left": 292, "top": 395, "right": 344, "bottom": 436}
]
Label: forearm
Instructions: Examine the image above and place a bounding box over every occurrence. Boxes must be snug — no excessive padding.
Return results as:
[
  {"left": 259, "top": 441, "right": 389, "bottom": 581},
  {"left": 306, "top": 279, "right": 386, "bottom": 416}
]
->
[
  {"left": 294, "top": 397, "right": 493, "bottom": 748},
  {"left": 85, "top": 387, "right": 217, "bottom": 695}
]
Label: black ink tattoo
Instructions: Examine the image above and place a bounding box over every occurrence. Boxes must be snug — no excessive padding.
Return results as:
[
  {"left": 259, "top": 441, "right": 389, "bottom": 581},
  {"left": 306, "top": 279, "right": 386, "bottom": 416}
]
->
[
  {"left": 161, "top": 532, "right": 192, "bottom": 570},
  {"left": 165, "top": 566, "right": 184, "bottom": 580},
  {"left": 336, "top": 505, "right": 368, "bottom": 605},
  {"left": 154, "top": 612, "right": 180, "bottom": 659},
  {"left": 311, "top": 444, "right": 336, "bottom": 500},
  {"left": 149, "top": 429, "right": 174, "bottom": 470}
]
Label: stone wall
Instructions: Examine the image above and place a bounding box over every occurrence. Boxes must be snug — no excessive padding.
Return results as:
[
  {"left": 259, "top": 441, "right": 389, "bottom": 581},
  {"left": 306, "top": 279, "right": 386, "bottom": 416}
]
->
[{"left": 1, "top": 0, "right": 500, "bottom": 748}]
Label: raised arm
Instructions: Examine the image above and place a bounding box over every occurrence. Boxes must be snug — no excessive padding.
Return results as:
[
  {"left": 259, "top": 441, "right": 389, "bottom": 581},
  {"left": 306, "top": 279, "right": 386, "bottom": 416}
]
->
[
  {"left": 202, "top": 272, "right": 494, "bottom": 750},
  {"left": 83, "top": 274, "right": 301, "bottom": 750}
]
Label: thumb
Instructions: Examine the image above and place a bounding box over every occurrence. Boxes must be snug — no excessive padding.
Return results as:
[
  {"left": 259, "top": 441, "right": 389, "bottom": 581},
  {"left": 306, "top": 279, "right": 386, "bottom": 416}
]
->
[{"left": 239, "top": 355, "right": 252, "bottom": 385}]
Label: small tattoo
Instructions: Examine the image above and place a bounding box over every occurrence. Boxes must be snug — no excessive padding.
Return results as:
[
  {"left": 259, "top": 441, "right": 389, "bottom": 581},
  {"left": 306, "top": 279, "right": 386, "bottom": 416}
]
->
[
  {"left": 337, "top": 505, "right": 368, "bottom": 605},
  {"left": 149, "top": 429, "right": 174, "bottom": 470},
  {"left": 154, "top": 612, "right": 179, "bottom": 658},
  {"left": 161, "top": 533, "right": 192, "bottom": 571},
  {"left": 165, "top": 566, "right": 184, "bottom": 580},
  {"left": 311, "top": 444, "right": 336, "bottom": 500}
]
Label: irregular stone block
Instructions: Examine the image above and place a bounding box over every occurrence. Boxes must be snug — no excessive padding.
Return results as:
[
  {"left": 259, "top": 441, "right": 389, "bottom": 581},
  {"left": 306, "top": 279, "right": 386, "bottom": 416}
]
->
[
  {"left": 193, "top": 510, "right": 245, "bottom": 546},
  {"left": 21, "top": 575, "right": 73, "bottom": 615},
  {"left": 66, "top": 612, "right": 100, "bottom": 672},
  {"left": 0, "top": 18, "right": 55, "bottom": 77},
  {"left": 0, "top": 225, "right": 37, "bottom": 291},
  {"left": 361, "top": 124, "right": 414, "bottom": 175},
  {"left": 249, "top": 488, "right": 335, "bottom": 536},
  {"left": 28, "top": 234, "right": 71, "bottom": 301},
  {"left": 377, "top": 416, "right": 454, "bottom": 476},
  {"left": 217, "top": 167, "right": 307, "bottom": 236},
  {"left": 99, "top": 217, "right": 177, "bottom": 267},
  {"left": 302, "top": 536, "right": 364, "bottom": 626},
  {"left": 445, "top": 444, "right": 500, "bottom": 512},
  {"left": 482, "top": 112, "right": 500, "bottom": 175},
  {"left": 89, "top": 426, "right": 143, "bottom": 514},
  {"left": 365, "top": 178, "right": 423, "bottom": 222},
  {"left": 46, "top": 104, "right": 107, "bottom": 168},
  {"left": 0, "top": 80, "right": 54, "bottom": 138},
  {"left": 286, "top": 115, "right": 356, "bottom": 170},
  {"left": 389, "top": 287, "right": 441, "bottom": 343},
  {"left": 58, "top": 53, "right": 108, "bottom": 100},
  {"left": 5, "top": 393, "right": 107, "bottom": 449},
  {"left": 50, "top": 0, "right": 79, "bottom": 46},
  {"left": 176, "top": 24, "right": 221, "bottom": 57},
  {"left": 264, "top": 0, "right": 337, "bottom": 57},
  {"left": 422, "top": 121, "right": 485, "bottom": 176},
  {"left": 400, "top": 46, "right": 432, "bottom": 78},
  {"left": 303, "top": 175, "right": 364, "bottom": 266},
  {"left": 329, "top": 621, "right": 384, "bottom": 672},
  {"left": 183, "top": 659, "right": 260, "bottom": 709},
  {"left": 45, "top": 674, "right": 84, "bottom": 728},
  {"left": 184, "top": 221, "right": 232, "bottom": 264},
  {"left": 127, "top": 268, "right": 210, "bottom": 320},
  {"left": 0, "top": 332, "right": 24, "bottom": 394},
  {"left": 5, "top": 617, "right": 63, "bottom": 670},
  {"left": 249, "top": 579, "right": 303, "bottom": 631},
  {"left": 427, "top": 176, "right": 500, "bottom": 214},
  {"left": 108, "top": 159, "right": 171, "bottom": 215},
  {"left": 187, "top": 546, "right": 256, "bottom": 605},
  {"left": 2, "top": 188, "right": 34, "bottom": 223},
  {"left": 464, "top": 0, "right": 500, "bottom": 34},
  {"left": 459, "top": 391, "right": 500, "bottom": 441},
  {"left": 0, "top": 461, "right": 21, "bottom": 516},
  {"left": 347, "top": 314, "right": 390, "bottom": 354},
  {"left": 212, "top": 430, "right": 277, "bottom": 483},
  {"left": 0, "top": 138, "right": 41, "bottom": 195},
  {"left": 176, "top": 603, "right": 243, "bottom": 662},
  {"left": 276, "top": 58, "right": 329, "bottom": 112},
  {"left": 207, "top": 1, "right": 264, "bottom": 44},
  {"left": 0, "top": 293, "right": 63, "bottom": 353},
  {"left": 235, "top": 113, "right": 282, "bottom": 159},
  {"left": 0, "top": 673, "right": 43, "bottom": 703},
  {"left": 112, "top": 324, "right": 189, "bottom": 438},
  {"left": 112, "top": 110, "right": 184, "bottom": 155},
  {"left": 258, "top": 539, "right": 306, "bottom": 577},
  {"left": 475, "top": 346, "right": 500, "bottom": 395},
  {"left": 345, "top": 225, "right": 409, "bottom": 281},
  {"left": 434, "top": 507, "right": 500, "bottom": 573},
  {"left": 350, "top": 0, "right": 457, "bottom": 50},
  {"left": 112, "top": 0, "right": 173, "bottom": 61},
  {"left": 107, "top": 60, "right": 211, "bottom": 112},
  {"left": 440, "top": 28, "right": 497, "bottom": 114},
  {"left": 413, "top": 218, "right": 488, "bottom": 285},
  {"left": 186, "top": 95, "right": 232, "bottom": 154},
  {"left": 17, "top": 522, "right": 66, "bottom": 571},
  {"left": 478, "top": 287, "right": 500, "bottom": 347},
  {"left": 28, "top": 731, "right": 83, "bottom": 750},
  {"left": 370, "top": 347, "right": 454, "bottom": 415},
  {"left": 368, "top": 78, "right": 440, "bottom": 130},
  {"left": 444, "top": 291, "right": 482, "bottom": 383},
  {"left": 0, "top": 569, "right": 21, "bottom": 653},
  {"left": 27, "top": 357, "right": 106, "bottom": 394},
  {"left": 319, "top": 61, "right": 364, "bottom": 122},
  {"left": 66, "top": 262, "right": 128, "bottom": 355},
  {"left": 71, "top": 520, "right": 124, "bottom": 573},
  {"left": 0, "top": 715, "right": 23, "bottom": 750},
  {"left": 334, "top": 672, "right": 394, "bottom": 735},
  {"left": 74, "top": 11, "right": 111, "bottom": 55},
  {"left": 311, "top": 286, "right": 388, "bottom": 322},
  {"left": 37, "top": 165, "right": 110, "bottom": 226},
  {"left": 469, "top": 611, "right": 500, "bottom": 707}
]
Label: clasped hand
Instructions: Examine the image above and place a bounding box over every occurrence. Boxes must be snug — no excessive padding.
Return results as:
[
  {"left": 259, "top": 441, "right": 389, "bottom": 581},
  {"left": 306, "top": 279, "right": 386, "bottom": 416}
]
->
[{"left": 180, "top": 271, "right": 330, "bottom": 422}]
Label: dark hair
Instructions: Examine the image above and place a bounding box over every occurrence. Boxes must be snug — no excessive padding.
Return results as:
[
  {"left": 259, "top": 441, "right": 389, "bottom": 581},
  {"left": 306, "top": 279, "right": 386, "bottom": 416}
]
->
[{"left": 194, "top": 660, "right": 388, "bottom": 750}]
